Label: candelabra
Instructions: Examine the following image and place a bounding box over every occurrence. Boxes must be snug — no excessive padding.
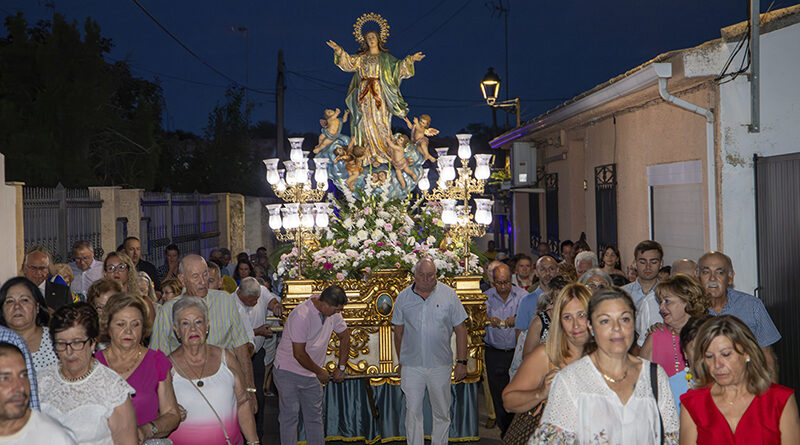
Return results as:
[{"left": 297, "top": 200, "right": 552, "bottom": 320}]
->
[
  {"left": 418, "top": 134, "right": 494, "bottom": 274},
  {"left": 263, "top": 138, "right": 331, "bottom": 274}
]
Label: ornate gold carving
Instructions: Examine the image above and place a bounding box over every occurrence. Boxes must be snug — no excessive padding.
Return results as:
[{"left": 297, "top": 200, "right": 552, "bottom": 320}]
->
[{"left": 284, "top": 269, "right": 486, "bottom": 385}]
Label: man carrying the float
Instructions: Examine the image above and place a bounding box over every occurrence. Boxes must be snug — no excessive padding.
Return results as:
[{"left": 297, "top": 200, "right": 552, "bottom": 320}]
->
[{"left": 392, "top": 257, "right": 468, "bottom": 445}]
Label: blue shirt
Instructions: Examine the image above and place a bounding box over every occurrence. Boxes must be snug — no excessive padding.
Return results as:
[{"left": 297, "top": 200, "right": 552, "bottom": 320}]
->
[
  {"left": 709, "top": 288, "right": 781, "bottom": 348},
  {"left": 484, "top": 285, "right": 527, "bottom": 349},
  {"left": 516, "top": 286, "right": 544, "bottom": 332}
]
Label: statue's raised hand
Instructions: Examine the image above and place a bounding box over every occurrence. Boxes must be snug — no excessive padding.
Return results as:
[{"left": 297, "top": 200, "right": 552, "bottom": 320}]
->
[
  {"left": 410, "top": 52, "right": 425, "bottom": 62},
  {"left": 326, "top": 40, "right": 342, "bottom": 55}
]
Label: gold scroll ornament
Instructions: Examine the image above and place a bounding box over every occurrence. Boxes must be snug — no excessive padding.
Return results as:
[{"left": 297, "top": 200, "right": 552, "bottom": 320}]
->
[{"left": 280, "top": 269, "right": 487, "bottom": 385}]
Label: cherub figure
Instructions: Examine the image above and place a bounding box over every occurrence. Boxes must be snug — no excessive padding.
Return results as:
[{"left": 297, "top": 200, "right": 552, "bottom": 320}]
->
[
  {"left": 372, "top": 170, "right": 388, "bottom": 185},
  {"left": 334, "top": 144, "right": 367, "bottom": 190},
  {"left": 385, "top": 134, "right": 418, "bottom": 190},
  {"left": 314, "top": 108, "right": 349, "bottom": 154},
  {"left": 404, "top": 114, "right": 438, "bottom": 163}
]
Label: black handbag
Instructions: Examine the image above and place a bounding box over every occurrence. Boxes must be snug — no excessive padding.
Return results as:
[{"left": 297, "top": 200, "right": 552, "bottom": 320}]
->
[{"left": 502, "top": 399, "right": 546, "bottom": 445}]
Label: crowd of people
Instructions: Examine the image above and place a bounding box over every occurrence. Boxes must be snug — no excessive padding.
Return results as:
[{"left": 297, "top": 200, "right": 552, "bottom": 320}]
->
[
  {"left": 484, "top": 239, "right": 800, "bottom": 444},
  {"left": 2, "top": 234, "right": 799, "bottom": 445},
  {"left": 0, "top": 239, "right": 281, "bottom": 444}
]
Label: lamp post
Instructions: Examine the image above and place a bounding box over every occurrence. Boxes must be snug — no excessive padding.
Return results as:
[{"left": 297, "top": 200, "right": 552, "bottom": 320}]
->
[
  {"left": 481, "top": 67, "right": 521, "bottom": 128},
  {"left": 418, "top": 134, "right": 494, "bottom": 274},
  {"left": 263, "top": 137, "right": 330, "bottom": 276}
]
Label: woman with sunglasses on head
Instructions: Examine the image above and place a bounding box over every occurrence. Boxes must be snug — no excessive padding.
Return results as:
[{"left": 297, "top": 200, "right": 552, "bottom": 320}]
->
[
  {"left": 104, "top": 252, "right": 156, "bottom": 327},
  {"left": 38, "top": 303, "right": 138, "bottom": 444}
]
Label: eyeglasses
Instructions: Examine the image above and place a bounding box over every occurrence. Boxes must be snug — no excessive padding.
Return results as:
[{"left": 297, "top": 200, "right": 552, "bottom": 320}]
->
[
  {"left": 75, "top": 255, "right": 93, "bottom": 263},
  {"left": 105, "top": 264, "right": 129, "bottom": 272},
  {"left": 53, "top": 338, "right": 92, "bottom": 352},
  {"left": 494, "top": 280, "right": 512, "bottom": 286}
]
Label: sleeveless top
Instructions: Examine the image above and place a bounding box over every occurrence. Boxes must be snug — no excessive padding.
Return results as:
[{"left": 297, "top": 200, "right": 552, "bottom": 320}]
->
[
  {"left": 537, "top": 311, "right": 551, "bottom": 343},
  {"left": 651, "top": 326, "right": 684, "bottom": 377},
  {"left": 169, "top": 350, "right": 243, "bottom": 445},
  {"left": 681, "top": 383, "right": 794, "bottom": 445}
]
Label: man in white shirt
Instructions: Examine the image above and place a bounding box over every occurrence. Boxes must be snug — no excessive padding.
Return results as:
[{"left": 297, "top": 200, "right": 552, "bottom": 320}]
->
[
  {"left": 0, "top": 343, "right": 76, "bottom": 444},
  {"left": 621, "top": 240, "right": 663, "bottom": 346},
  {"left": 234, "top": 277, "right": 283, "bottom": 439},
  {"left": 393, "top": 258, "right": 468, "bottom": 445},
  {"left": 68, "top": 241, "right": 103, "bottom": 298},
  {"left": 511, "top": 254, "right": 535, "bottom": 292}
]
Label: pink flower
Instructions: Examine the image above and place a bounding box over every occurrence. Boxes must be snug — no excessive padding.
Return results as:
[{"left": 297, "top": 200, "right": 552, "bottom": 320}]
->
[
  {"left": 364, "top": 207, "right": 371, "bottom": 215},
  {"left": 376, "top": 242, "right": 385, "bottom": 246},
  {"left": 336, "top": 272, "right": 345, "bottom": 280},
  {"left": 324, "top": 262, "right": 333, "bottom": 270},
  {"left": 395, "top": 262, "right": 401, "bottom": 268},
  {"left": 384, "top": 224, "right": 392, "bottom": 231},
  {"left": 364, "top": 267, "right": 372, "bottom": 273}
]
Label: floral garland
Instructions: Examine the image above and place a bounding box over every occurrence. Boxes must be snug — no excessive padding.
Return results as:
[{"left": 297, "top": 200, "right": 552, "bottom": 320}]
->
[{"left": 276, "top": 176, "right": 483, "bottom": 281}]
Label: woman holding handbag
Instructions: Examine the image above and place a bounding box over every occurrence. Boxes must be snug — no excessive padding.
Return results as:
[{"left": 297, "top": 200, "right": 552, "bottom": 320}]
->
[
  {"left": 501, "top": 284, "right": 592, "bottom": 444},
  {"left": 167, "top": 297, "right": 259, "bottom": 445}
]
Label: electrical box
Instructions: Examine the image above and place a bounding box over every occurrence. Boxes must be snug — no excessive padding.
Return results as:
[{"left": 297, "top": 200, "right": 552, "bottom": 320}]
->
[{"left": 511, "top": 142, "right": 536, "bottom": 187}]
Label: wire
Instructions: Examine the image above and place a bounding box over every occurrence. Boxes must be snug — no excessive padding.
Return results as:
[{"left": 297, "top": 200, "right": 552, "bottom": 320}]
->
[
  {"left": 404, "top": 0, "right": 474, "bottom": 53},
  {"left": 396, "top": 0, "right": 450, "bottom": 33},
  {"left": 129, "top": 0, "right": 274, "bottom": 96}
]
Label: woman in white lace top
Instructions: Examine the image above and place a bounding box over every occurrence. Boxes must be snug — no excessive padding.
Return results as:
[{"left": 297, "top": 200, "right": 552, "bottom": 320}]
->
[
  {"left": 38, "top": 302, "right": 138, "bottom": 445},
  {"left": 530, "top": 287, "right": 679, "bottom": 444}
]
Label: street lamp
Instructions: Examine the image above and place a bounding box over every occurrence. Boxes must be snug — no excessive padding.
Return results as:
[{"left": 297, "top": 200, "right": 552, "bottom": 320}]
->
[{"left": 480, "top": 67, "right": 521, "bottom": 128}]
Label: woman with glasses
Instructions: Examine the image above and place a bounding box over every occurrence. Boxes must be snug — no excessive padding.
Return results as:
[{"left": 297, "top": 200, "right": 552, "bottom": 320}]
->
[
  {"left": 578, "top": 268, "right": 614, "bottom": 292},
  {"left": 0, "top": 277, "right": 58, "bottom": 373},
  {"left": 104, "top": 252, "right": 139, "bottom": 295},
  {"left": 39, "top": 302, "right": 139, "bottom": 444}
]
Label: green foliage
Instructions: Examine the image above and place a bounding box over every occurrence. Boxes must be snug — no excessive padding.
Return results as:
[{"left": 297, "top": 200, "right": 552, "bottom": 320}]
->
[{"left": 0, "top": 13, "right": 164, "bottom": 188}]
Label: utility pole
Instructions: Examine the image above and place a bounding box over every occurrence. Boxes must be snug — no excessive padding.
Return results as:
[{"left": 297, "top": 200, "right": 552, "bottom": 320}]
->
[
  {"left": 276, "top": 50, "right": 286, "bottom": 159},
  {"left": 233, "top": 26, "right": 249, "bottom": 103}
]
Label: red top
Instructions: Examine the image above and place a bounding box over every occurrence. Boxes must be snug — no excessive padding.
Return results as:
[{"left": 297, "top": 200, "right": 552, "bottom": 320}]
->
[{"left": 681, "top": 383, "right": 794, "bottom": 445}]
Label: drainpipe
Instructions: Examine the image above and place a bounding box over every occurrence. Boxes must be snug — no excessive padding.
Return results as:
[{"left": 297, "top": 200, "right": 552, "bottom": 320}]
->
[{"left": 653, "top": 63, "right": 718, "bottom": 250}]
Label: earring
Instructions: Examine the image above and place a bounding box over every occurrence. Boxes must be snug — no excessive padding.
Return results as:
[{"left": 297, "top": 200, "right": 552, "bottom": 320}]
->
[{"left": 746, "top": 358, "right": 751, "bottom": 363}]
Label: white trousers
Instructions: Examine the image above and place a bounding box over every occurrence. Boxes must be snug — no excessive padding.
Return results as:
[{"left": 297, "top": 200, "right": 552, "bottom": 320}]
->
[{"left": 400, "top": 365, "right": 452, "bottom": 445}]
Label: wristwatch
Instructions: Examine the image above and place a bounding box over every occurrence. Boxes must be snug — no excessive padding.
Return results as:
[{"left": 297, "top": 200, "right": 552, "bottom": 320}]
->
[
  {"left": 456, "top": 359, "right": 467, "bottom": 365},
  {"left": 149, "top": 422, "right": 158, "bottom": 438},
  {"left": 338, "top": 364, "right": 346, "bottom": 371}
]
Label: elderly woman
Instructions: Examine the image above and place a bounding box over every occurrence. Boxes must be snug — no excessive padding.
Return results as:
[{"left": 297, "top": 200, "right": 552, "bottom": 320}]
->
[
  {"left": 531, "top": 287, "right": 680, "bottom": 444},
  {"left": 38, "top": 303, "right": 138, "bottom": 444},
  {"left": 0, "top": 277, "right": 58, "bottom": 372},
  {"left": 502, "top": 284, "right": 591, "bottom": 441},
  {"left": 168, "top": 296, "right": 258, "bottom": 445},
  {"left": 680, "top": 315, "right": 800, "bottom": 444},
  {"left": 638, "top": 274, "right": 709, "bottom": 378},
  {"left": 96, "top": 292, "right": 180, "bottom": 443},
  {"left": 578, "top": 268, "right": 614, "bottom": 292}
]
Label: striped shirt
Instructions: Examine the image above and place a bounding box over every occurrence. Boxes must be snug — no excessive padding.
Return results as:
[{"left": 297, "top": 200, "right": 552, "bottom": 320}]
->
[
  {"left": 0, "top": 326, "right": 39, "bottom": 409},
  {"left": 149, "top": 289, "right": 250, "bottom": 355}
]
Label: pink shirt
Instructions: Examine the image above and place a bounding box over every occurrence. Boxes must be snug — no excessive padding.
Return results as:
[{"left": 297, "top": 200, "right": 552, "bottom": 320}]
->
[
  {"left": 97, "top": 348, "right": 171, "bottom": 425},
  {"left": 274, "top": 298, "right": 347, "bottom": 377},
  {"left": 651, "top": 326, "right": 684, "bottom": 377}
]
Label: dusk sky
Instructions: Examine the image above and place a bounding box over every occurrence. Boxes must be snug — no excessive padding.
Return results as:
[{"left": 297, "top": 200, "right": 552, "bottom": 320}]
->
[{"left": 4, "top": 0, "right": 794, "bottom": 137}]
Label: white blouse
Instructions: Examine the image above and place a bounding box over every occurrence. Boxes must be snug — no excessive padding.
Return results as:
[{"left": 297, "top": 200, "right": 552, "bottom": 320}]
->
[
  {"left": 530, "top": 355, "right": 679, "bottom": 445},
  {"left": 39, "top": 361, "right": 134, "bottom": 445}
]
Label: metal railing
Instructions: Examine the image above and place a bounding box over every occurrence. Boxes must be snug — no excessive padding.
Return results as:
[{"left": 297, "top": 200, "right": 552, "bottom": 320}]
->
[
  {"left": 141, "top": 192, "right": 220, "bottom": 265},
  {"left": 22, "top": 184, "right": 104, "bottom": 263}
]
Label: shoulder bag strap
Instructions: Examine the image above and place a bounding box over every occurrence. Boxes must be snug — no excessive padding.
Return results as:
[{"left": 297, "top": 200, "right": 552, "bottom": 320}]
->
[
  {"left": 170, "top": 356, "right": 233, "bottom": 445},
  {"left": 650, "top": 362, "right": 664, "bottom": 445}
]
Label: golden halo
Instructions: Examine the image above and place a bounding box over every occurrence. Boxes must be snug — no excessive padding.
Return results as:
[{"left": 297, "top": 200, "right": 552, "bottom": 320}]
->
[{"left": 353, "top": 12, "right": 390, "bottom": 44}]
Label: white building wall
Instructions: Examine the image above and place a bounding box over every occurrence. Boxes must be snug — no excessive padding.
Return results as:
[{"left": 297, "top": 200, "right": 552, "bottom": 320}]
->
[
  {"left": 0, "top": 154, "right": 19, "bottom": 281},
  {"left": 718, "top": 21, "right": 800, "bottom": 293}
]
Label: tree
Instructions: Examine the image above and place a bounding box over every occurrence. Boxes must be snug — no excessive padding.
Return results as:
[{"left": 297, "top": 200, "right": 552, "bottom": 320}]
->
[{"left": 0, "top": 12, "right": 164, "bottom": 188}]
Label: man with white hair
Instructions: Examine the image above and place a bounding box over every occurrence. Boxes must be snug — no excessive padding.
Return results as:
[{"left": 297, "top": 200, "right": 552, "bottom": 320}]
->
[
  {"left": 67, "top": 240, "right": 103, "bottom": 297},
  {"left": 574, "top": 251, "right": 598, "bottom": 278},
  {"left": 698, "top": 251, "right": 780, "bottom": 371},
  {"left": 234, "top": 277, "right": 283, "bottom": 438},
  {"left": 393, "top": 258, "right": 468, "bottom": 445}
]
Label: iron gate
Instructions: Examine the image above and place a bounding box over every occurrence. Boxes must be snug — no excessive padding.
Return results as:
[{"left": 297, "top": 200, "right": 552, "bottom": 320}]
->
[{"left": 141, "top": 192, "right": 220, "bottom": 265}]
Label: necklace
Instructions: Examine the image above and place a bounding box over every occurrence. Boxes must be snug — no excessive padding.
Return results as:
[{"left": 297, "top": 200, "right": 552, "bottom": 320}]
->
[
  {"left": 60, "top": 359, "right": 96, "bottom": 383},
  {"left": 185, "top": 345, "right": 208, "bottom": 387},
  {"left": 594, "top": 356, "right": 629, "bottom": 383},
  {"left": 672, "top": 333, "right": 682, "bottom": 373},
  {"left": 107, "top": 346, "right": 144, "bottom": 376}
]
